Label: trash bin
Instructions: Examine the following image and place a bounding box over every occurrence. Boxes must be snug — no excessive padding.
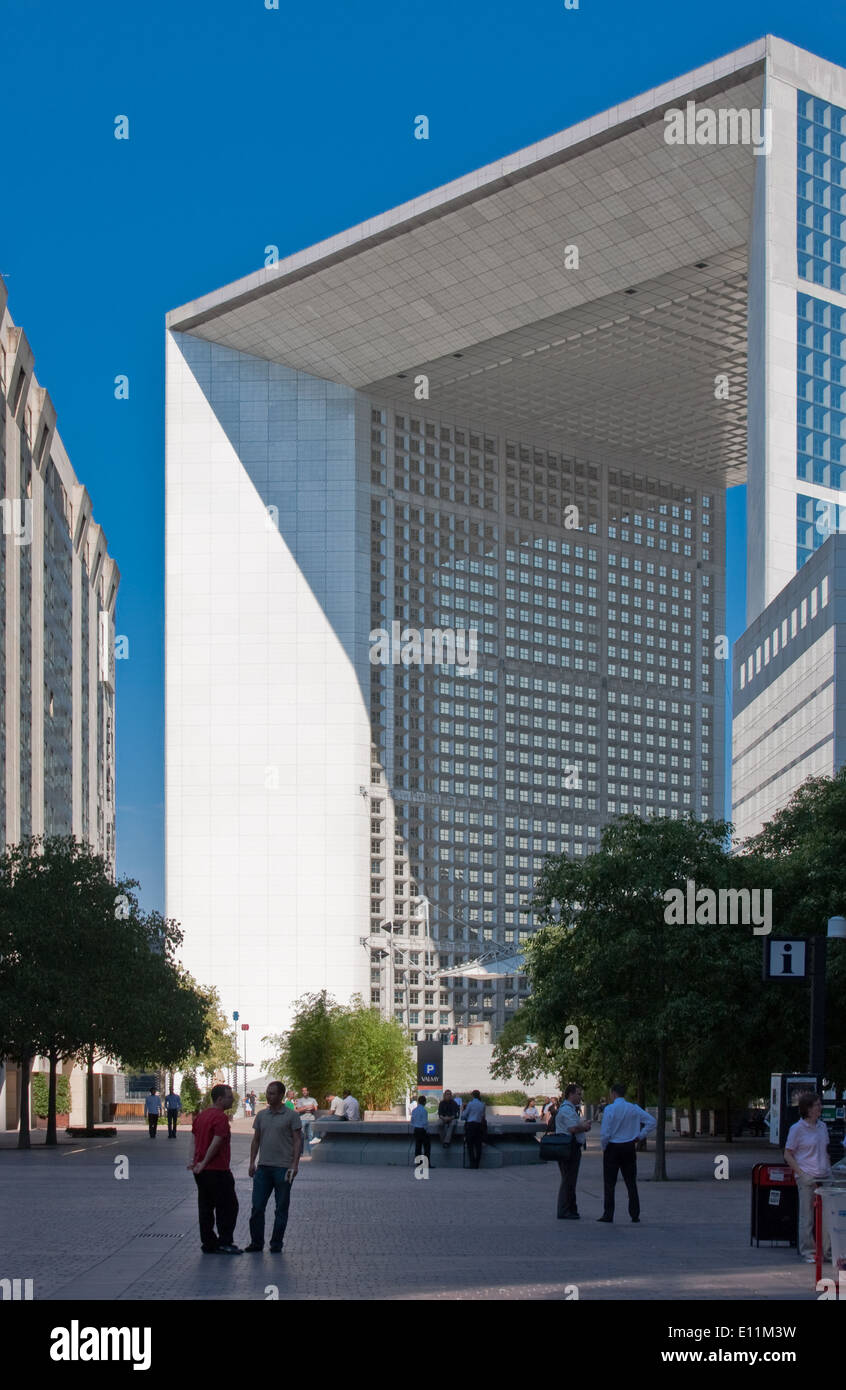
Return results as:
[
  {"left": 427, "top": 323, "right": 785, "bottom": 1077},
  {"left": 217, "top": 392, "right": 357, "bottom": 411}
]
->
[
  {"left": 751, "top": 1162, "right": 797, "bottom": 1246},
  {"left": 817, "top": 1185, "right": 846, "bottom": 1271}
]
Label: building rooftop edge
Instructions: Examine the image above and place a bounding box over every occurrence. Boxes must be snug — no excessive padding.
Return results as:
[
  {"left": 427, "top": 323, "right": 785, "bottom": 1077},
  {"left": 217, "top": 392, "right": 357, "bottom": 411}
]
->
[{"left": 166, "top": 37, "right": 771, "bottom": 334}]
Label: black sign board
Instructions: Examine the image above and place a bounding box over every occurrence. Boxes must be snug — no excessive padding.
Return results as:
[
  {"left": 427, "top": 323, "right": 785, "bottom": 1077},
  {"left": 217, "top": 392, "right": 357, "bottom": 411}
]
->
[{"left": 416, "top": 1040, "right": 443, "bottom": 1088}]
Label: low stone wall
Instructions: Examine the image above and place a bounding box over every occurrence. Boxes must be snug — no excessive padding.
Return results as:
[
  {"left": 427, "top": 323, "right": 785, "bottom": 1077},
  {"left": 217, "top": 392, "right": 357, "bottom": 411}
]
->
[{"left": 310, "top": 1119, "right": 545, "bottom": 1167}]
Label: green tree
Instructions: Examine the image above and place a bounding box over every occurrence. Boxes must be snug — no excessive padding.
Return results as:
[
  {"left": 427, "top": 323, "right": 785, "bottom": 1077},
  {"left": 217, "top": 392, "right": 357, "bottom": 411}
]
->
[
  {"left": 175, "top": 982, "right": 239, "bottom": 1091},
  {"left": 263, "top": 991, "right": 415, "bottom": 1111},
  {"left": 180, "top": 1073, "right": 202, "bottom": 1114},
  {"left": 499, "top": 814, "right": 774, "bottom": 1178},
  {"left": 335, "top": 996, "right": 416, "bottom": 1112},
  {"left": 262, "top": 990, "right": 344, "bottom": 1104},
  {"left": 742, "top": 767, "right": 846, "bottom": 1084},
  {"left": 31, "top": 1072, "right": 71, "bottom": 1119}
]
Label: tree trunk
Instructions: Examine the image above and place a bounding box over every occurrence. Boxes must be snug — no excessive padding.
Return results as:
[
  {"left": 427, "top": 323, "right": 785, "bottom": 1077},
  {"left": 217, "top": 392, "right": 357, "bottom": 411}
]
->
[
  {"left": 724, "top": 1091, "right": 732, "bottom": 1144},
  {"left": 17, "top": 1052, "right": 32, "bottom": 1149},
  {"left": 86, "top": 1044, "right": 96, "bottom": 1131},
  {"left": 689, "top": 1095, "right": 696, "bottom": 1138},
  {"left": 653, "top": 1038, "right": 668, "bottom": 1180},
  {"left": 46, "top": 1049, "right": 58, "bottom": 1147}
]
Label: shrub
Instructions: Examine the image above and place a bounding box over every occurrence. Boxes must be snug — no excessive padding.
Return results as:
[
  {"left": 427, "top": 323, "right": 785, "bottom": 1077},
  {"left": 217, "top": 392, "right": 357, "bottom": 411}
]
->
[
  {"left": 477, "top": 1090, "right": 530, "bottom": 1107},
  {"left": 31, "top": 1072, "right": 71, "bottom": 1118}
]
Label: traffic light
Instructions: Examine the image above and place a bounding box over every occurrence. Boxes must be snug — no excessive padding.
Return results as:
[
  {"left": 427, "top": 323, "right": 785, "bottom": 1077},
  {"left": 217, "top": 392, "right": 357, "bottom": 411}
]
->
[{"left": 233, "top": 1011, "right": 239, "bottom": 1021}]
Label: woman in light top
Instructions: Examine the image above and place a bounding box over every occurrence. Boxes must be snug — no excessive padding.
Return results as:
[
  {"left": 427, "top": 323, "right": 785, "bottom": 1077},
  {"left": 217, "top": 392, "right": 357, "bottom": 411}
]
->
[{"left": 522, "top": 1098, "right": 540, "bottom": 1122}]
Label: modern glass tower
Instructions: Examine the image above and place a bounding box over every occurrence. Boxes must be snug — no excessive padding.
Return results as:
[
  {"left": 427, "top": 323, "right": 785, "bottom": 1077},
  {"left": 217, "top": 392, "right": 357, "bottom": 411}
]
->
[{"left": 165, "top": 36, "right": 846, "bottom": 1046}]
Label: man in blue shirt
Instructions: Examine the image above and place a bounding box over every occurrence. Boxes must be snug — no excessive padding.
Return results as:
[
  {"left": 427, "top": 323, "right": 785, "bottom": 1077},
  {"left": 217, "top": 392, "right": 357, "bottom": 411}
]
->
[
  {"left": 462, "top": 1091, "right": 486, "bottom": 1169},
  {"left": 598, "top": 1083, "right": 657, "bottom": 1223},
  {"left": 411, "top": 1095, "right": 432, "bottom": 1168},
  {"left": 165, "top": 1088, "right": 181, "bottom": 1138},
  {"left": 144, "top": 1087, "right": 162, "bottom": 1139}
]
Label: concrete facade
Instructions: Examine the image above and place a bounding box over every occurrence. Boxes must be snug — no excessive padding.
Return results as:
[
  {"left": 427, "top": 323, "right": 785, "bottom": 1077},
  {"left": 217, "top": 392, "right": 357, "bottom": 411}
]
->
[
  {"left": 0, "top": 277, "right": 119, "bottom": 1128},
  {"left": 733, "top": 534, "right": 846, "bottom": 840},
  {"left": 165, "top": 38, "right": 846, "bottom": 1046}
]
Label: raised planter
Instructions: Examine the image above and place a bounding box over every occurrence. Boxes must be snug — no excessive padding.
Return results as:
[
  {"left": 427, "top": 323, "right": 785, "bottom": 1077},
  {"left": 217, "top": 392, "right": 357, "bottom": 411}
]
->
[
  {"left": 310, "top": 1119, "right": 545, "bottom": 1167},
  {"left": 66, "top": 1127, "right": 118, "bottom": 1138}
]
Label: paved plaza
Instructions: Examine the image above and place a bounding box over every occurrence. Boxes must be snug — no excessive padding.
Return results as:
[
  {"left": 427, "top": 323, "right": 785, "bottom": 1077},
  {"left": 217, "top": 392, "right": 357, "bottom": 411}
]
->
[{"left": 0, "top": 1127, "right": 824, "bottom": 1301}]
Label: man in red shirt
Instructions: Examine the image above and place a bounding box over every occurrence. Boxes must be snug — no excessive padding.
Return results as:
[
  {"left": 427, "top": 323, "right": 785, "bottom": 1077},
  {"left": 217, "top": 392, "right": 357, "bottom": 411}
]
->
[{"left": 187, "top": 1084, "right": 242, "bottom": 1254}]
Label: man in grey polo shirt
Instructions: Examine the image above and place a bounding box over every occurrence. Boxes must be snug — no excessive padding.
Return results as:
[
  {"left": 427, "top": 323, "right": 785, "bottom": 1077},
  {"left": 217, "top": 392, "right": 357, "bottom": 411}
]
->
[{"left": 244, "top": 1081, "right": 302, "bottom": 1253}]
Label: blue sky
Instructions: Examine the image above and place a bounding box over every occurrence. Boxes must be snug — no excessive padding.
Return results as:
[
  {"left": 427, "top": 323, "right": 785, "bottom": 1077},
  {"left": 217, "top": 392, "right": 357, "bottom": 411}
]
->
[{"left": 4, "top": 1, "right": 845, "bottom": 908}]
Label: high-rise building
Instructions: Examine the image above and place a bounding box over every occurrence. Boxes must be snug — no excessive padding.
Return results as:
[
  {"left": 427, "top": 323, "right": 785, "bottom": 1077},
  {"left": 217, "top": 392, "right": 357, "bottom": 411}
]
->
[
  {"left": 733, "top": 533, "right": 846, "bottom": 840},
  {"left": 0, "top": 275, "right": 119, "bottom": 1127},
  {"left": 165, "top": 36, "right": 846, "bottom": 1045}
]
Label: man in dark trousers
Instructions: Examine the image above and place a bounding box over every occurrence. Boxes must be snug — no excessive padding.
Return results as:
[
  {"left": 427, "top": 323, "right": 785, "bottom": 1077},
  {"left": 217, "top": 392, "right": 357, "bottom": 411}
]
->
[
  {"left": 462, "top": 1090, "right": 486, "bottom": 1169},
  {"left": 410, "top": 1095, "right": 432, "bottom": 1168},
  {"left": 598, "top": 1083, "right": 657, "bottom": 1223},
  {"left": 438, "top": 1089, "right": 459, "bottom": 1149},
  {"left": 555, "top": 1082, "right": 591, "bottom": 1219},
  {"left": 164, "top": 1087, "right": 181, "bottom": 1137},
  {"left": 245, "top": 1081, "right": 302, "bottom": 1253},
  {"left": 187, "top": 1083, "right": 242, "bottom": 1253},
  {"left": 144, "top": 1087, "right": 162, "bottom": 1138}
]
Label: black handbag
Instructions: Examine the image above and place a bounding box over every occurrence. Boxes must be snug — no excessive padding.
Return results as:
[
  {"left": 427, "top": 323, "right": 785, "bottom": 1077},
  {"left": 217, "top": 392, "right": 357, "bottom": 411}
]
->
[{"left": 539, "top": 1132, "right": 574, "bottom": 1162}]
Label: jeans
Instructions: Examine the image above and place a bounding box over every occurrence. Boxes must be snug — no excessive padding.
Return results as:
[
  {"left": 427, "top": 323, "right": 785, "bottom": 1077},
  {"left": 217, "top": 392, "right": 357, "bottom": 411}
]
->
[
  {"left": 147, "top": 1115, "right": 159, "bottom": 1137},
  {"left": 796, "top": 1171, "right": 831, "bottom": 1258},
  {"left": 413, "top": 1127, "right": 431, "bottom": 1160},
  {"left": 194, "top": 1169, "right": 238, "bottom": 1249},
  {"left": 166, "top": 1110, "right": 179, "bottom": 1137},
  {"left": 465, "top": 1122, "right": 483, "bottom": 1168},
  {"left": 602, "top": 1140, "right": 640, "bottom": 1220},
  {"left": 439, "top": 1118, "right": 456, "bottom": 1146},
  {"left": 557, "top": 1144, "right": 582, "bottom": 1216},
  {"left": 299, "top": 1115, "right": 314, "bottom": 1148},
  {"left": 249, "top": 1165, "right": 293, "bottom": 1250}
]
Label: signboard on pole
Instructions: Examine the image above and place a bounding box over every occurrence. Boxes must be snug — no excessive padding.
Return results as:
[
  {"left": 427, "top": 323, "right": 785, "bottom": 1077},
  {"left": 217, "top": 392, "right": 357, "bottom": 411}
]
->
[
  {"left": 763, "top": 939, "right": 807, "bottom": 980},
  {"left": 416, "top": 1040, "right": 443, "bottom": 1089}
]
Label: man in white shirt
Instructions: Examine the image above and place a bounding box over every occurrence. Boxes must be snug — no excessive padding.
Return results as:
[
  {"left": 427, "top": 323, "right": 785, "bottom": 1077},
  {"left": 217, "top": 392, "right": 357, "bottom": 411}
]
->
[
  {"left": 598, "top": 1083, "right": 657, "bottom": 1223},
  {"left": 294, "top": 1088, "right": 318, "bottom": 1150},
  {"left": 785, "top": 1092, "right": 832, "bottom": 1262},
  {"left": 342, "top": 1091, "right": 361, "bottom": 1122}
]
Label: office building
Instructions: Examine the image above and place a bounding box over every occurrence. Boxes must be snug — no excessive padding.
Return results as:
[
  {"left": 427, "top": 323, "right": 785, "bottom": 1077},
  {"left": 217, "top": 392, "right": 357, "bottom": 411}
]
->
[
  {"left": 165, "top": 36, "right": 846, "bottom": 1044},
  {"left": 0, "top": 276, "right": 119, "bottom": 1128}
]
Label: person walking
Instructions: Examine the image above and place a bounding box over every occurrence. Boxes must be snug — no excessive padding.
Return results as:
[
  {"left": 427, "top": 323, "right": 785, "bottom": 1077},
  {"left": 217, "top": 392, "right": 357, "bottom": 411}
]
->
[
  {"left": 556, "top": 1083, "right": 591, "bottom": 1219},
  {"left": 187, "top": 1083, "right": 242, "bottom": 1254},
  {"left": 785, "top": 1092, "right": 832, "bottom": 1263},
  {"left": 244, "top": 1081, "right": 303, "bottom": 1254},
  {"left": 411, "top": 1096, "right": 432, "bottom": 1167},
  {"left": 294, "top": 1087, "right": 318, "bottom": 1151},
  {"left": 438, "top": 1090, "right": 459, "bottom": 1149},
  {"left": 463, "top": 1090, "right": 486, "bottom": 1169},
  {"left": 342, "top": 1090, "right": 361, "bottom": 1122},
  {"left": 164, "top": 1088, "right": 181, "bottom": 1138},
  {"left": 598, "top": 1083, "right": 657, "bottom": 1223},
  {"left": 144, "top": 1087, "right": 162, "bottom": 1138}
]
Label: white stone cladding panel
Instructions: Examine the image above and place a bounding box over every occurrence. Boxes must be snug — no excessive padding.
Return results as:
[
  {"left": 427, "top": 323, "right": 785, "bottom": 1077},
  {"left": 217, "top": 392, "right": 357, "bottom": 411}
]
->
[{"left": 166, "top": 334, "right": 371, "bottom": 1043}]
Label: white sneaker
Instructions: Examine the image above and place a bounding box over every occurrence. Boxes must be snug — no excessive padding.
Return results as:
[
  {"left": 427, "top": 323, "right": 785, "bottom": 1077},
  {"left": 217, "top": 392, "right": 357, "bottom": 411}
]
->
[{"left": 310, "top": 1136, "right": 322, "bottom": 1145}]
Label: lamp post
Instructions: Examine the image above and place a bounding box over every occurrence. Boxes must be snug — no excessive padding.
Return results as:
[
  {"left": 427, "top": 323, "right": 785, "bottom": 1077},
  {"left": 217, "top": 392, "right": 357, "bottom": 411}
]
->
[{"left": 809, "top": 917, "right": 846, "bottom": 1075}]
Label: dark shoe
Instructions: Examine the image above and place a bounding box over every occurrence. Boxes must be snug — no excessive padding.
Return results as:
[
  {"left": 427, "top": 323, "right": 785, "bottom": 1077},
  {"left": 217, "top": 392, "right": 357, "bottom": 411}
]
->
[
  {"left": 631, "top": 1217, "right": 640, "bottom": 1223},
  {"left": 218, "top": 1244, "right": 242, "bottom": 1255},
  {"left": 558, "top": 1213, "right": 579, "bottom": 1219},
  {"left": 597, "top": 1216, "right": 613, "bottom": 1223},
  {"left": 201, "top": 1246, "right": 220, "bottom": 1254},
  {"left": 269, "top": 1245, "right": 284, "bottom": 1253},
  {"left": 244, "top": 1244, "right": 264, "bottom": 1252}
]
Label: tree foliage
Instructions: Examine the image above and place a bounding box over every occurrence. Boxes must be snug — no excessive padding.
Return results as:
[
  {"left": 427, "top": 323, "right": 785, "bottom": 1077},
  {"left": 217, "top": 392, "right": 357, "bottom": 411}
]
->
[
  {"left": 493, "top": 814, "right": 791, "bottom": 1177},
  {"left": 263, "top": 990, "right": 415, "bottom": 1110}
]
